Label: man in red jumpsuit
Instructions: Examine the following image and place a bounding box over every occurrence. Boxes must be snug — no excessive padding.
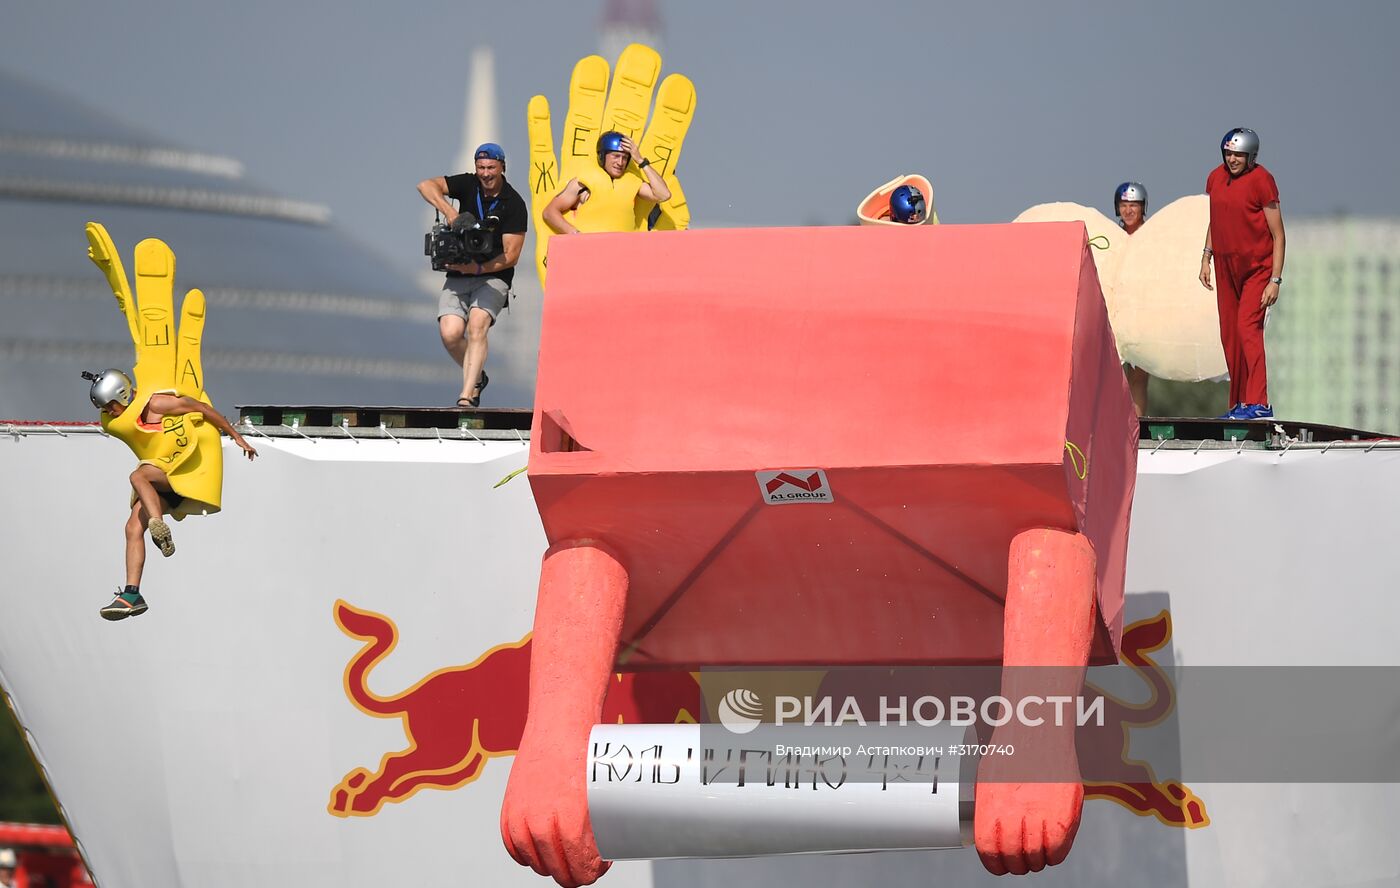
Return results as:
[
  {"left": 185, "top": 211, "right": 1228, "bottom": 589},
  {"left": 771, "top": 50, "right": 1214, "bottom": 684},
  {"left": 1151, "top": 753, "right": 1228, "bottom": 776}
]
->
[
  {"left": 1199, "top": 128, "right": 1287, "bottom": 420},
  {"left": 1114, "top": 181, "right": 1151, "bottom": 416}
]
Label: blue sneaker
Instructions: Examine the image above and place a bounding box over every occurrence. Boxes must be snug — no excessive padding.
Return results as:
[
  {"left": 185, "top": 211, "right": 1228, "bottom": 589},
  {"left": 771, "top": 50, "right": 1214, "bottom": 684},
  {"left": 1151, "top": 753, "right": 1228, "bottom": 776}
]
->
[
  {"left": 1237, "top": 404, "right": 1274, "bottom": 420},
  {"left": 1218, "top": 404, "right": 1246, "bottom": 420}
]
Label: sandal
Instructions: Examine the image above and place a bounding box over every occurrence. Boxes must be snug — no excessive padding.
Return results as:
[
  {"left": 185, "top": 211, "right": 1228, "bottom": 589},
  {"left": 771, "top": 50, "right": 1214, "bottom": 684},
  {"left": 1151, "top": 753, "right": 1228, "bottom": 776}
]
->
[{"left": 455, "top": 371, "right": 489, "bottom": 409}]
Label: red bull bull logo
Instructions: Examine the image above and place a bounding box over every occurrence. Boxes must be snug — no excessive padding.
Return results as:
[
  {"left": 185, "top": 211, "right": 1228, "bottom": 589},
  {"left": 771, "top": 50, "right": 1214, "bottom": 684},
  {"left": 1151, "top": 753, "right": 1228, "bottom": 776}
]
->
[
  {"left": 1082, "top": 610, "right": 1210, "bottom": 828},
  {"left": 330, "top": 602, "right": 1204, "bottom": 829},
  {"left": 329, "top": 600, "right": 702, "bottom": 817}
]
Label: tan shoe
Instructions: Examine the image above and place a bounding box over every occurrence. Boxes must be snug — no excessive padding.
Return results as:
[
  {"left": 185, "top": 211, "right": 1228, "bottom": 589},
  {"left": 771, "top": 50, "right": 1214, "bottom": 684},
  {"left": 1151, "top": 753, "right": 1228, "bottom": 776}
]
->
[{"left": 148, "top": 517, "right": 175, "bottom": 557}]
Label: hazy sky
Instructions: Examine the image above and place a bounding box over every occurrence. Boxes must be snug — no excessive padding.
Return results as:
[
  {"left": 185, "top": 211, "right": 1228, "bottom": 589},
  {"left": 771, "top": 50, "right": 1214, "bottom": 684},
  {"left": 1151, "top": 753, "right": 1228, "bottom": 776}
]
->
[{"left": 4, "top": 1, "right": 1398, "bottom": 277}]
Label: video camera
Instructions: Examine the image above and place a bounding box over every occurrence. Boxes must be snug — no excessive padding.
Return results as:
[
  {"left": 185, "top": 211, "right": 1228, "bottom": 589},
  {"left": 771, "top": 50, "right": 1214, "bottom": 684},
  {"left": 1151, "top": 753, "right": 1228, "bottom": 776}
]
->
[{"left": 425, "top": 211, "right": 501, "bottom": 272}]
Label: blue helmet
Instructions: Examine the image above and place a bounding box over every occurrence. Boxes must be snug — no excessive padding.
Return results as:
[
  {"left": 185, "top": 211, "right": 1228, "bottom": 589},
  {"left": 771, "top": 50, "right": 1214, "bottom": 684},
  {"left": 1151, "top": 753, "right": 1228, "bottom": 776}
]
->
[
  {"left": 474, "top": 142, "right": 505, "bottom": 163},
  {"left": 889, "top": 184, "right": 927, "bottom": 224},
  {"left": 1114, "top": 181, "right": 1148, "bottom": 217},
  {"left": 597, "top": 131, "right": 627, "bottom": 167}
]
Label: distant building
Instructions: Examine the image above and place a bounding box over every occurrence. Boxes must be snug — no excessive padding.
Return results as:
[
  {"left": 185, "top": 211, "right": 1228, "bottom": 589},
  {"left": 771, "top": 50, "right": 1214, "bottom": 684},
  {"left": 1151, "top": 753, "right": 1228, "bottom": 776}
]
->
[
  {"left": 0, "top": 68, "right": 467, "bottom": 421},
  {"left": 600, "top": 0, "right": 662, "bottom": 62},
  {"left": 1269, "top": 218, "right": 1400, "bottom": 434}
]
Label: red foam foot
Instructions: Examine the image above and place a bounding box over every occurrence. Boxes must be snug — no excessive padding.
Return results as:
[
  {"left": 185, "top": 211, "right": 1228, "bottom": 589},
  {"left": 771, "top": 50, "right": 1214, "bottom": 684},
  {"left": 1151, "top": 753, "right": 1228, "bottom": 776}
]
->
[
  {"left": 975, "top": 781, "right": 1085, "bottom": 875},
  {"left": 501, "top": 540, "right": 628, "bottom": 886},
  {"left": 974, "top": 527, "right": 1096, "bottom": 875}
]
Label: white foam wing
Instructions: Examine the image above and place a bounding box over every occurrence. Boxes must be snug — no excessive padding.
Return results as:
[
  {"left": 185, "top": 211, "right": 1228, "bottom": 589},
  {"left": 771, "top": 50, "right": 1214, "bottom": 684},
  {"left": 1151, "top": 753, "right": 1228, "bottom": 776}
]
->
[{"left": 1014, "top": 198, "right": 1226, "bottom": 382}]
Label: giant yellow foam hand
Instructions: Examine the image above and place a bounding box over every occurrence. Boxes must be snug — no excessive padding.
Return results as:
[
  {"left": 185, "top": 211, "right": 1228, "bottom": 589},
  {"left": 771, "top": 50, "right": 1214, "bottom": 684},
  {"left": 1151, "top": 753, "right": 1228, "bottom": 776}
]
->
[
  {"left": 526, "top": 43, "right": 696, "bottom": 284},
  {"left": 86, "top": 221, "right": 224, "bottom": 516},
  {"left": 1014, "top": 197, "right": 1225, "bottom": 382}
]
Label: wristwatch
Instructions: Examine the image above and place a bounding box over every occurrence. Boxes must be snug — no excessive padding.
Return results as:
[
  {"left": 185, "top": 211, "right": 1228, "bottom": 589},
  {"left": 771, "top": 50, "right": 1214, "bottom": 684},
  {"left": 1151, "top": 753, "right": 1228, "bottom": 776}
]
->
[
  {"left": 637, "top": 158, "right": 651, "bottom": 169},
  {"left": 1269, "top": 277, "right": 1283, "bottom": 285}
]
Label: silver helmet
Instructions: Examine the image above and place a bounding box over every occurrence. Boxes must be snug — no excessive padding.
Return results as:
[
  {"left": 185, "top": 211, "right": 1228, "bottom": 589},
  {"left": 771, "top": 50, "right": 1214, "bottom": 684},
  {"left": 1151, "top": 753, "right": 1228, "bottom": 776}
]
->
[
  {"left": 1114, "top": 181, "right": 1148, "bottom": 217},
  {"left": 1220, "top": 128, "right": 1260, "bottom": 167},
  {"left": 82, "top": 368, "right": 133, "bottom": 409}
]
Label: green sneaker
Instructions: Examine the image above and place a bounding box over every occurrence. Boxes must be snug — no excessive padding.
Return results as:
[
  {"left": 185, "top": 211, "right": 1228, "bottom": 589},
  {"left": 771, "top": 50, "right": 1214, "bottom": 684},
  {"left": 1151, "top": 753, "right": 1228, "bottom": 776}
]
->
[
  {"left": 148, "top": 517, "right": 175, "bottom": 557},
  {"left": 100, "top": 587, "right": 148, "bottom": 621}
]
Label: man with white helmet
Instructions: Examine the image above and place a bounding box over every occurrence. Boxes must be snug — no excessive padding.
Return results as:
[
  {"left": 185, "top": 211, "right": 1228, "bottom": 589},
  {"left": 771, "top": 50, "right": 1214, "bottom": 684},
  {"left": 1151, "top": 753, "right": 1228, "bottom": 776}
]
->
[
  {"left": 1114, "top": 182, "right": 1151, "bottom": 415},
  {"left": 82, "top": 368, "right": 258, "bottom": 620},
  {"left": 0, "top": 847, "right": 17, "bottom": 887},
  {"left": 1199, "top": 128, "right": 1286, "bottom": 420}
]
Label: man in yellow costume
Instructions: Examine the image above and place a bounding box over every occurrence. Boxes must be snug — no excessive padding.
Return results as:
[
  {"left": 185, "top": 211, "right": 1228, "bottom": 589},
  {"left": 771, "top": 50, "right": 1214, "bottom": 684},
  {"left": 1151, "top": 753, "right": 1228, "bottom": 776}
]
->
[
  {"left": 542, "top": 131, "right": 671, "bottom": 236},
  {"left": 525, "top": 43, "right": 695, "bottom": 284},
  {"left": 82, "top": 223, "right": 258, "bottom": 622}
]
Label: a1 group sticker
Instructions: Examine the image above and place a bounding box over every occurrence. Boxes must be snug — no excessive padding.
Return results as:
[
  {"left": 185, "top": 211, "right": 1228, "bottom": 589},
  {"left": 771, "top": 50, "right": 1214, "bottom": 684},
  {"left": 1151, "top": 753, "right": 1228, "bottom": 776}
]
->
[{"left": 755, "top": 469, "right": 834, "bottom": 505}]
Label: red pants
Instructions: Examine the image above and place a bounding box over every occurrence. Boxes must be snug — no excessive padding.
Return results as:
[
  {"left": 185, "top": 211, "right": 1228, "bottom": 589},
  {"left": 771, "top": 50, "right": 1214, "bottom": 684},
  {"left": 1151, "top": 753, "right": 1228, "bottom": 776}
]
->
[{"left": 1215, "top": 254, "right": 1270, "bottom": 406}]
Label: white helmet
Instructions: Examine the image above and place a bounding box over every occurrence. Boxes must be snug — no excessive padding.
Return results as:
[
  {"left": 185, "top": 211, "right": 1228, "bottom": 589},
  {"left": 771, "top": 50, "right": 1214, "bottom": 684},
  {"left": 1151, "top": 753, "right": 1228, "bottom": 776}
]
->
[
  {"left": 1114, "top": 181, "right": 1148, "bottom": 218},
  {"left": 1220, "top": 128, "right": 1260, "bottom": 168},
  {"left": 82, "top": 368, "right": 133, "bottom": 409},
  {"left": 0, "top": 847, "right": 15, "bottom": 868}
]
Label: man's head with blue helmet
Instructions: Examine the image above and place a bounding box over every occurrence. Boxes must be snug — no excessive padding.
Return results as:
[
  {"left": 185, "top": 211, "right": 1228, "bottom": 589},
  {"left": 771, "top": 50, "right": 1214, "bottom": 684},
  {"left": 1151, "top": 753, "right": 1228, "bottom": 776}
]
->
[
  {"left": 889, "top": 184, "right": 927, "bottom": 224},
  {"left": 596, "top": 131, "right": 634, "bottom": 179}
]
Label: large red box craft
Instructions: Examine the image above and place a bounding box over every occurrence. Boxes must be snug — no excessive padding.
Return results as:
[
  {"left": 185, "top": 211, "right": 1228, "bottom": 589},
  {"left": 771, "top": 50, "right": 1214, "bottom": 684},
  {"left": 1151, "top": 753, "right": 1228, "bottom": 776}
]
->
[{"left": 529, "top": 223, "right": 1138, "bottom": 668}]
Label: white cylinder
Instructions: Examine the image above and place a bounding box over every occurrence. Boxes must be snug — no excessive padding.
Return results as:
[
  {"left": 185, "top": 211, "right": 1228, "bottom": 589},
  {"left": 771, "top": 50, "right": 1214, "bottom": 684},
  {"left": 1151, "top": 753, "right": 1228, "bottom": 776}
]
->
[{"left": 587, "top": 723, "right": 977, "bottom": 859}]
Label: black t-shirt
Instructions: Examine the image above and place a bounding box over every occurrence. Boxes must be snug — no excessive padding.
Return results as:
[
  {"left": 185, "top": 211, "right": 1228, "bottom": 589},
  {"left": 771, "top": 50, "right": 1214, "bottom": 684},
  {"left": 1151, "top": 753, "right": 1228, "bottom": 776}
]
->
[{"left": 443, "top": 173, "right": 529, "bottom": 285}]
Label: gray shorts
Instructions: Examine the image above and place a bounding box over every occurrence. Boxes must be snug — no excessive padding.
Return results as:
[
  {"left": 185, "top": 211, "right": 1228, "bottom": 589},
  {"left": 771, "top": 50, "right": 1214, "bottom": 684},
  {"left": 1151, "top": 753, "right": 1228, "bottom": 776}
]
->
[{"left": 439, "top": 276, "right": 510, "bottom": 323}]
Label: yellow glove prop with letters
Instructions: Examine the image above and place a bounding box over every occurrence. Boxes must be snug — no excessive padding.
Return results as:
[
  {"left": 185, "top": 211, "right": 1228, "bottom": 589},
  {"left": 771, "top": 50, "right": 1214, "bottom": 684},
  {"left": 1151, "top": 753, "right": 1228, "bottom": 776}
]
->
[
  {"left": 86, "top": 222, "right": 223, "bottom": 517},
  {"left": 526, "top": 43, "right": 696, "bottom": 284}
]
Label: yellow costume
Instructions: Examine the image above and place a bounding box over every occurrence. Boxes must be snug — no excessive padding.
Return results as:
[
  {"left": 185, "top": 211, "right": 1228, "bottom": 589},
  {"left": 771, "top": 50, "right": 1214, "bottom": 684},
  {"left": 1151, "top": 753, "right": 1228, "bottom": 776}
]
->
[
  {"left": 573, "top": 166, "right": 644, "bottom": 234},
  {"left": 527, "top": 43, "right": 697, "bottom": 283},
  {"left": 86, "top": 222, "right": 224, "bottom": 517}
]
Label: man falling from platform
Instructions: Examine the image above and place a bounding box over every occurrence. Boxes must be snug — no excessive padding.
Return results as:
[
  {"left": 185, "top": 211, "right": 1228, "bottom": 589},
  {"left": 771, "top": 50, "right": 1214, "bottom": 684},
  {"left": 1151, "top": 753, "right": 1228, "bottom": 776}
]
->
[{"left": 82, "top": 222, "right": 257, "bottom": 621}]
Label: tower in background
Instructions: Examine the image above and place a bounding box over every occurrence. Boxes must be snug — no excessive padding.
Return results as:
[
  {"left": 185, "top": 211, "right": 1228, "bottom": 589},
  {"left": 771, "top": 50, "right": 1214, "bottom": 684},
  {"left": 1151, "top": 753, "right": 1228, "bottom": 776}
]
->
[
  {"left": 452, "top": 47, "right": 500, "bottom": 177},
  {"left": 422, "top": 47, "right": 500, "bottom": 291},
  {"left": 423, "top": 2, "right": 668, "bottom": 400},
  {"left": 600, "top": 0, "right": 662, "bottom": 61}
]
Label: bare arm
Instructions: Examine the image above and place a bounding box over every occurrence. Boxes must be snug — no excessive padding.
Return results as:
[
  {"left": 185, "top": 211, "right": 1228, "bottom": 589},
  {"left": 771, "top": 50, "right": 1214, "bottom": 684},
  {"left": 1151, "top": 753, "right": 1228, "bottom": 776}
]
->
[
  {"left": 1261, "top": 202, "right": 1285, "bottom": 307},
  {"left": 417, "top": 176, "right": 458, "bottom": 223},
  {"left": 623, "top": 136, "right": 671, "bottom": 203},
  {"left": 637, "top": 166, "right": 671, "bottom": 203},
  {"left": 486, "top": 232, "right": 525, "bottom": 271},
  {"left": 544, "top": 179, "right": 586, "bottom": 234},
  {"left": 1199, "top": 224, "right": 1214, "bottom": 291},
  {"left": 451, "top": 233, "right": 526, "bottom": 275},
  {"left": 149, "top": 394, "right": 258, "bottom": 460}
]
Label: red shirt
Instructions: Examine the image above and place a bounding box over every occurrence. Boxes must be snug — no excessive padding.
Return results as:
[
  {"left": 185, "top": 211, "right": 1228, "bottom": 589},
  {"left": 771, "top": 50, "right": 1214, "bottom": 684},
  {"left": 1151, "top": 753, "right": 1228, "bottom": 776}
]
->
[{"left": 1206, "top": 163, "right": 1279, "bottom": 263}]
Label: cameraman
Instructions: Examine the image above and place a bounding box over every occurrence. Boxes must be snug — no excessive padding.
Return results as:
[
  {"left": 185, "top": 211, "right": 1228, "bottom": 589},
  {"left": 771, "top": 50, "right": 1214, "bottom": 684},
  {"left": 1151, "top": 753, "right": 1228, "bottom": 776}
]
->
[{"left": 417, "top": 142, "right": 528, "bottom": 407}]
